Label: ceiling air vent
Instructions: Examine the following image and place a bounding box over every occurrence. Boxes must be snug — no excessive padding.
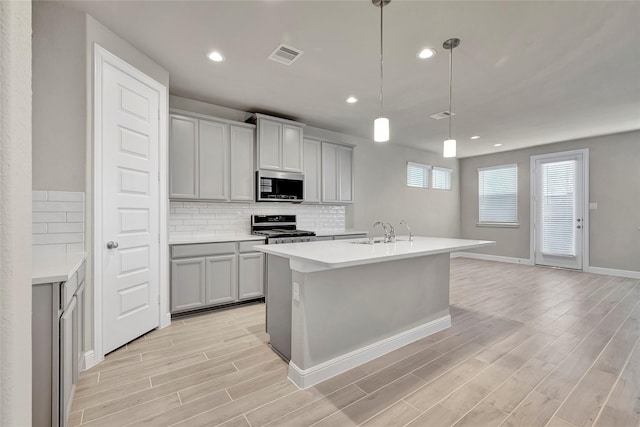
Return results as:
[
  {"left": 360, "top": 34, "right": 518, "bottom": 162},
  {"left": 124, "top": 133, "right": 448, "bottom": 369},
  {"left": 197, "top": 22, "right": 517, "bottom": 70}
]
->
[
  {"left": 268, "top": 43, "right": 304, "bottom": 66},
  {"left": 430, "top": 111, "right": 456, "bottom": 120}
]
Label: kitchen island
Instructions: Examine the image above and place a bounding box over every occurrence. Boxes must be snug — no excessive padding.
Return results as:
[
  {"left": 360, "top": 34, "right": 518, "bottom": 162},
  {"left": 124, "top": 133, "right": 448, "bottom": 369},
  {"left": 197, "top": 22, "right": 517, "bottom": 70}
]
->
[{"left": 254, "top": 236, "right": 494, "bottom": 389}]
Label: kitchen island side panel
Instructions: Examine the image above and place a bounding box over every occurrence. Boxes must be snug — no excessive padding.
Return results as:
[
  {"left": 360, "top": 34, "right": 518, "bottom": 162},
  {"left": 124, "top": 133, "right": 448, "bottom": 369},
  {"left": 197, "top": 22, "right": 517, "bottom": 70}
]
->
[{"left": 290, "top": 253, "right": 450, "bottom": 370}]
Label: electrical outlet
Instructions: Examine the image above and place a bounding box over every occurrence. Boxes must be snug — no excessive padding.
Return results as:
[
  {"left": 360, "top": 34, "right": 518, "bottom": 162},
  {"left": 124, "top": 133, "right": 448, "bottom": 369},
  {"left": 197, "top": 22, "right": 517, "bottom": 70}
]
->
[
  {"left": 589, "top": 203, "right": 598, "bottom": 210},
  {"left": 292, "top": 282, "right": 300, "bottom": 302}
]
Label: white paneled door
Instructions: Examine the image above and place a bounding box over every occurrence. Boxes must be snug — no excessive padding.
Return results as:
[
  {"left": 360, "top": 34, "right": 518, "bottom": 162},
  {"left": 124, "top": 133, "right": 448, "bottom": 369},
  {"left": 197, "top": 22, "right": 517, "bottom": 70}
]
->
[
  {"left": 532, "top": 150, "right": 587, "bottom": 270},
  {"left": 100, "top": 52, "right": 160, "bottom": 354}
]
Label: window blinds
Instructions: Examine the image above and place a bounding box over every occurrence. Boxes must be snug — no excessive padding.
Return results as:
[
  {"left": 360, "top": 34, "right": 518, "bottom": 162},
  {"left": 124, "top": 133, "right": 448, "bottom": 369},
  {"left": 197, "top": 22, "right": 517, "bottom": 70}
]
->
[
  {"left": 432, "top": 167, "right": 452, "bottom": 190},
  {"left": 478, "top": 164, "right": 518, "bottom": 223},
  {"left": 540, "top": 160, "right": 576, "bottom": 256},
  {"left": 407, "top": 162, "right": 431, "bottom": 188}
]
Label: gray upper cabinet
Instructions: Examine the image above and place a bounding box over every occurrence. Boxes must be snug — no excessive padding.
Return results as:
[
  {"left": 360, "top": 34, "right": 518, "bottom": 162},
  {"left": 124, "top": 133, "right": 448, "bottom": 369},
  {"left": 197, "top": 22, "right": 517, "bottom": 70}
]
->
[
  {"left": 303, "top": 138, "right": 321, "bottom": 203},
  {"left": 322, "top": 141, "right": 354, "bottom": 204},
  {"left": 169, "top": 111, "right": 255, "bottom": 202},
  {"left": 230, "top": 125, "right": 255, "bottom": 201},
  {"left": 255, "top": 114, "right": 304, "bottom": 173},
  {"left": 169, "top": 115, "right": 199, "bottom": 199},
  {"left": 199, "top": 120, "right": 229, "bottom": 201}
]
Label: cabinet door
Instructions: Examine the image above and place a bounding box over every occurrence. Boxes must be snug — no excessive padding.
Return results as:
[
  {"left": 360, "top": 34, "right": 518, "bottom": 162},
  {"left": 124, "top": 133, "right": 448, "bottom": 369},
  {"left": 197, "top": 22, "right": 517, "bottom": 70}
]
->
[
  {"left": 238, "top": 252, "right": 265, "bottom": 300},
  {"left": 60, "top": 296, "right": 76, "bottom": 427},
  {"left": 303, "top": 139, "right": 321, "bottom": 203},
  {"left": 74, "top": 282, "right": 85, "bottom": 384},
  {"left": 171, "top": 258, "right": 206, "bottom": 312},
  {"left": 169, "top": 115, "right": 199, "bottom": 199},
  {"left": 199, "top": 120, "right": 229, "bottom": 201},
  {"left": 230, "top": 126, "right": 255, "bottom": 201},
  {"left": 205, "top": 254, "right": 237, "bottom": 306},
  {"left": 321, "top": 142, "right": 339, "bottom": 203},
  {"left": 258, "top": 119, "right": 282, "bottom": 170},
  {"left": 282, "top": 125, "right": 303, "bottom": 173},
  {"left": 338, "top": 145, "right": 354, "bottom": 203}
]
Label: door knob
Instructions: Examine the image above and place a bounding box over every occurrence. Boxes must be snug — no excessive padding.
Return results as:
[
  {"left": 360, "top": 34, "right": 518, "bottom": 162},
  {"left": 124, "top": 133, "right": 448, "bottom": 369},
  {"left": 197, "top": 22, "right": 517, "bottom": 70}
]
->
[{"left": 106, "top": 241, "right": 119, "bottom": 249}]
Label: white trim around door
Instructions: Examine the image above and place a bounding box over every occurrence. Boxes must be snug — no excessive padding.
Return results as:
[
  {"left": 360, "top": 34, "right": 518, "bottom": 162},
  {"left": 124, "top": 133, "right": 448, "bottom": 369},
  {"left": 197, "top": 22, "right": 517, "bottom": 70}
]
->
[
  {"left": 530, "top": 149, "right": 589, "bottom": 271},
  {"left": 93, "top": 44, "right": 169, "bottom": 364}
]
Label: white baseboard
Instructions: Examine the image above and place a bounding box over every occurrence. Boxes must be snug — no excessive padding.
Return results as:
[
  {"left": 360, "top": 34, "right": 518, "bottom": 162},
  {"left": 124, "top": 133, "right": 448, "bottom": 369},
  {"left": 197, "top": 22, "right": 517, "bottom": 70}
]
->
[
  {"left": 83, "top": 350, "right": 102, "bottom": 370},
  {"left": 287, "top": 314, "right": 451, "bottom": 390},
  {"left": 160, "top": 311, "right": 171, "bottom": 329},
  {"left": 452, "top": 252, "right": 533, "bottom": 266},
  {"left": 586, "top": 266, "right": 640, "bottom": 280}
]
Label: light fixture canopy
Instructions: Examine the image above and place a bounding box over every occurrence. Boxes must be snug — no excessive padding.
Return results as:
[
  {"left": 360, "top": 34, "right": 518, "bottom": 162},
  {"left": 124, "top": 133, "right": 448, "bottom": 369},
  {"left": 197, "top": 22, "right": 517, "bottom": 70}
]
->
[
  {"left": 372, "top": 0, "right": 390, "bottom": 142},
  {"left": 443, "top": 139, "right": 457, "bottom": 158},
  {"left": 470, "top": 135, "right": 480, "bottom": 140},
  {"left": 494, "top": 143, "right": 503, "bottom": 147},
  {"left": 346, "top": 96, "right": 358, "bottom": 104},
  {"left": 207, "top": 51, "right": 225, "bottom": 62},
  {"left": 442, "top": 37, "right": 460, "bottom": 157}
]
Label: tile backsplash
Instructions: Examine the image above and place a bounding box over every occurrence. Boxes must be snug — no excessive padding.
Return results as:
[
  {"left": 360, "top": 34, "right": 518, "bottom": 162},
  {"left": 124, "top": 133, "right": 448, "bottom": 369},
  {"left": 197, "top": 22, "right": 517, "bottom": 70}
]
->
[
  {"left": 169, "top": 201, "right": 345, "bottom": 240},
  {"left": 32, "top": 191, "right": 85, "bottom": 257}
]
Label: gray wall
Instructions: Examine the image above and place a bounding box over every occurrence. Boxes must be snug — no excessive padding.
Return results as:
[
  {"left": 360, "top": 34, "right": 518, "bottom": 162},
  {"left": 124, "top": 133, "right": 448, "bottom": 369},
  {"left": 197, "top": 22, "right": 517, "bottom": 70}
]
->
[
  {"left": 32, "top": 2, "right": 86, "bottom": 191},
  {"left": 460, "top": 130, "right": 640, "bottom": 272},
  {"left": 170, "top": 95, "right": 462, "bottom": 239},
  {"left": 32, "top": 1, "right": 170, "bottom": 357}
]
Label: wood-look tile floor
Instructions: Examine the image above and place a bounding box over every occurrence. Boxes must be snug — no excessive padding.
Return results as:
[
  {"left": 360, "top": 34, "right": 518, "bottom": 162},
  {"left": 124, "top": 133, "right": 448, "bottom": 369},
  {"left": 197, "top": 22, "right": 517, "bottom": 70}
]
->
[{"left": 71, "top": 258, "right": 640, "bottom": 427}]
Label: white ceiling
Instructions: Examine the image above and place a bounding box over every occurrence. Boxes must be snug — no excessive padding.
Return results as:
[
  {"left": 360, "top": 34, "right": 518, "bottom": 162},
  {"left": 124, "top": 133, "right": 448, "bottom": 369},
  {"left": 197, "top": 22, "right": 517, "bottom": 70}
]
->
[{"left": 62, "top": 0, "right": 640, "bottom": 157}]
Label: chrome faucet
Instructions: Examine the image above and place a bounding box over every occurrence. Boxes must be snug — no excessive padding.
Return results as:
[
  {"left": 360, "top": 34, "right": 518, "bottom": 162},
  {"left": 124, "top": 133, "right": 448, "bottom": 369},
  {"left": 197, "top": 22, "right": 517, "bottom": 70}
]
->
[
  {"left": 385, "top": 223, "right": 396, "bottom": 243},
  {"left": 400, "top": 220, "right": 413, "bottom": 241},
  {"left": 373, "top": 221, "right": 395, "bottom": 243}
]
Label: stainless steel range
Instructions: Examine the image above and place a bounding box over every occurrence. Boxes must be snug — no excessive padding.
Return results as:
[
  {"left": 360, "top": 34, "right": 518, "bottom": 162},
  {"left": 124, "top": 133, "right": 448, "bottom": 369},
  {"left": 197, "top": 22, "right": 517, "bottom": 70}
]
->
[{"left": 251, "top": 215, "right": 316, "bottom": 244}]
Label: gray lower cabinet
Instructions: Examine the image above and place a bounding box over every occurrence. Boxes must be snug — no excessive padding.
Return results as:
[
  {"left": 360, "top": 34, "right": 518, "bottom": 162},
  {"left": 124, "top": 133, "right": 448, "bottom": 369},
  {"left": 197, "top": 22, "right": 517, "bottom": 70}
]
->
[
  {"left": 170, "top": 240, "right": 265, "bottom": 314},
  {"left": 33, "top": 261, "right": 85, "bottom": 427},
  {"left": 205, "top": 254, "right": 238, "bottom": 305},
  {"left": 238, "top": 252, "right": 265, "bottom": 300}
]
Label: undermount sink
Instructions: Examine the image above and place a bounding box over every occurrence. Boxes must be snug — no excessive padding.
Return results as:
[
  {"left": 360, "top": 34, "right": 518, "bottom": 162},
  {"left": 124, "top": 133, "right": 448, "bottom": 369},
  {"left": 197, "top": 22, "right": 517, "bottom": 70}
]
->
[{"left": 349, "top": 239, "right": 384, "bottom": 245}]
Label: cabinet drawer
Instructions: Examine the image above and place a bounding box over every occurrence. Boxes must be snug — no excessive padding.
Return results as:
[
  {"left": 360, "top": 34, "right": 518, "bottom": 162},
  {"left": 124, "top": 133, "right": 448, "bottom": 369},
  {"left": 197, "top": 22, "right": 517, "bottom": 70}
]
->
[
  {"left": 333, "top": 234, "right": 367, "bottom": 240},
  {"left": 61, "top": 272, "right": 78, "bottom": 311},
  {"left": 238, "top": 240, "right": 266, "bottom": 253},
  {"left": 172, "top": 242, "right": 235, "bottom": 258}
]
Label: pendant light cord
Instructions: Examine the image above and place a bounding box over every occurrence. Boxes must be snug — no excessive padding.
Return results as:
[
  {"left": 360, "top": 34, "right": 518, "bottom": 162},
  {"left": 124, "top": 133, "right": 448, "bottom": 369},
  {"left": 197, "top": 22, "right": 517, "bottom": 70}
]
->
[
  {"left": 380, "top": 2, "right": 384, "bottom": 117},
  {"left": 448, "top": 42, "right": 453, "bottom": 140}
]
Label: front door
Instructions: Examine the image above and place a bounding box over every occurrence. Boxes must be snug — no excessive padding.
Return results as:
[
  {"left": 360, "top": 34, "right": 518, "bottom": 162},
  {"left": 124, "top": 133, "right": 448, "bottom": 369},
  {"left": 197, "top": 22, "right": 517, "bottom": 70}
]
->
[
  {"left": 533, "top": 151, "right": 587, "bottom": 270},
  {"left": 99, "top": 48, "right": 160, "bottom": 353}
]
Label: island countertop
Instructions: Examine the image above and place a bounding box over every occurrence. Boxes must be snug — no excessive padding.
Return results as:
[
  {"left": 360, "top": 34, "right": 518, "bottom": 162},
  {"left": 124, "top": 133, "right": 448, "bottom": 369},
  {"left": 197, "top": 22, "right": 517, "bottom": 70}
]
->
[{"left": 254, "top": 236, "right": 494, "bottom": 271}]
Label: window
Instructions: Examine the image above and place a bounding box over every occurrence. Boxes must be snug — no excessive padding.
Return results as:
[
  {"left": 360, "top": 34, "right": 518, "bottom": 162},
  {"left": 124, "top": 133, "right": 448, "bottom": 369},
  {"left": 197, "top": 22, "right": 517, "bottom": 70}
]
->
[
  {"left": 407, "top": 162, "right": 431, "bottom": 188},
  {"left": 432, "top": 167, "right": 452, "bottom": 190},
  {"left": 478, "top": 164, "right": 518, "bottom": 225}
]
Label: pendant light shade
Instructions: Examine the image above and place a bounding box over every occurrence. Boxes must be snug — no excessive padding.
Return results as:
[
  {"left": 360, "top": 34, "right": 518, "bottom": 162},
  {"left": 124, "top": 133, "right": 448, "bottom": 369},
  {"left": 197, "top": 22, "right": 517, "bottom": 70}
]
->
[
  {"left": 443, "top": 139, "right": 457, "bottom": 158},
  {"left": 374, "top": 117, "right": 390, "bottom": 142},
  {"left": 373, "top": 0, "right": 390, "bottom": 142},
  {"left": 442, "top": 38, "right": 460, "bottom": 157}
]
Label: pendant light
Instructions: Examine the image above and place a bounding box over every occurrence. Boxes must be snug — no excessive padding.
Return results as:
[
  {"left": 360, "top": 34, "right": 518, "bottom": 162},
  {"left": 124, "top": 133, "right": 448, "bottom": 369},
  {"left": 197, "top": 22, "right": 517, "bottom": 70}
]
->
[
  {"left": 443, "top": 38, "right": 460, "bottom": 158},
  {"left": 373, "top": 0, "right": 390, "bottom": 142}
]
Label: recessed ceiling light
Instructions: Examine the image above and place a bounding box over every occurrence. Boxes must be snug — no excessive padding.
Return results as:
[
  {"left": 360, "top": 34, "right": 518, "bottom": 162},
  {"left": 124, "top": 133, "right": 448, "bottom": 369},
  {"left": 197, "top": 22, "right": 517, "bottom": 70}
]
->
[
  {"left": 417, "top": 48, "right": 436, "bottom": 59},
  {"left": 493, "top": 143, "right": 502, "bottom": 147},
  {"left": 346, "top": 96, "right": 358, "bottom": 104},
  {"left": 470, "top": 135, "right": 480, "bottom": 140},
  {"left": 207, "top": 51, "right": 225, "bottom": 62}
]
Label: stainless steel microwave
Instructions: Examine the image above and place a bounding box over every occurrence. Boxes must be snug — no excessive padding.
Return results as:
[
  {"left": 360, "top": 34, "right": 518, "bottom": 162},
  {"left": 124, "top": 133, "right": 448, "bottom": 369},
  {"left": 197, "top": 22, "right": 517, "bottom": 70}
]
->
[{"left": 256, "top": 171, "right": 304, "bottom": 203}]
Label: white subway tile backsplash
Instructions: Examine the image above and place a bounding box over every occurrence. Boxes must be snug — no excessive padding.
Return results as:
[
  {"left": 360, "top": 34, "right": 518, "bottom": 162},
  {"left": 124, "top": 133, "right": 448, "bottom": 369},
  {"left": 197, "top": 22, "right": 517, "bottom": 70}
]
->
[
  {"left": 48, "top": 222, "right": 84, "bottom": 233},
  {"left": 33, "top": 201, "right": 84, "bottom": 212},
  {"left": 33, "top": 212, "right": 67, "bottom": 223},
  {"left": 169, "top": 201, "right": 345, "bottom": 241},
  {"left": 47, "top": 191, "right": 85, "bottom": 202},
  {"left": 32, "top": 233, "right": 84, "bottom": 245},
  {"left": 32, "top": 190, "right": 85, "bottom": 255}
]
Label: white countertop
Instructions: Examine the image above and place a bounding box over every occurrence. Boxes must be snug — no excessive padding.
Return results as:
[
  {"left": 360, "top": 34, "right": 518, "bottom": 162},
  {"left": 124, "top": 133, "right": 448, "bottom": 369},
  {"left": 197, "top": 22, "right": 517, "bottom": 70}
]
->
[
  {"left": 33, "top": 251, "right": 86, "bottom": 285},
  {"left": 169, "top": 234, "right": 267, "bottom": 245},
  {"left": 313, "top": 229, "right": 369, "bottom": 237},
  {"left": 254, "top": 236, "right": 495, "bottom": 270}
]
